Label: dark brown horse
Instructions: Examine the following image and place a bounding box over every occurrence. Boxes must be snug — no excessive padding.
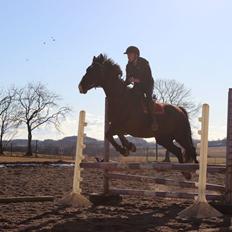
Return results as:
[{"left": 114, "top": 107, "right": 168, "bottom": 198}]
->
[{"left": 79, "top": 54, "right": 197, "bottom": 178}]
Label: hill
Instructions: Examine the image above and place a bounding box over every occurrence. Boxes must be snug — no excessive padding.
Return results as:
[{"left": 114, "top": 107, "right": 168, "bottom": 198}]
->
[{"left": 4, "top": 136, "right": 226, "bottom": 156}]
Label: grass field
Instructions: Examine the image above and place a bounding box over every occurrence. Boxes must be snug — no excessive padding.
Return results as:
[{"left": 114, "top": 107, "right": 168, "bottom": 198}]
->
[{"left": 0, "top": 152, "right": 74, "bottom": 163}]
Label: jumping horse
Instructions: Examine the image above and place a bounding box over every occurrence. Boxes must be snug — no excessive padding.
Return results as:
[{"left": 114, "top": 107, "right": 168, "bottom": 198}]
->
[{"left": 79, "top": 54, "right": 198, "bottom": 179}]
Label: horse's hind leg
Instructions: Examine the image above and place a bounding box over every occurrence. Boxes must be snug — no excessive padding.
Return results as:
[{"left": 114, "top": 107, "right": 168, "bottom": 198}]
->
[
  {"left": 118, "top": 135, "right": 136, "bottom": 152},
  {"left": 156, "top": 137, "right": 184, "bottom": 163},
  {"left": 156, "top": 136, "right": 191, "bottom": 180},
  {"left": 175, "top": 135, "right": 198, "bottom": 163}
]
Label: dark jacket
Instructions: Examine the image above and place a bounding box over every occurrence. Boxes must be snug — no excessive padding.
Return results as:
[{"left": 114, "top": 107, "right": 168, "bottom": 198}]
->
[{"left": 126, "top": 57, "right": 154, "bottom": 95}]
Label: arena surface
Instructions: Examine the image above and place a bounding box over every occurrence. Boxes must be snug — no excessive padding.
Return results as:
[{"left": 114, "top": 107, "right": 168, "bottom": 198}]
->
[{"left": 0, "top": 163, "right": 231, "bottom": 232}]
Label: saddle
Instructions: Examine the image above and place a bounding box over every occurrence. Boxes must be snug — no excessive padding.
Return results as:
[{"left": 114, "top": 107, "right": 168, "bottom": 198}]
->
[
  {"left": 142, "top": 101, "right": 165, "bottom": 114},
  {"left": 154, "top": 102, "right": 165, "bottom": 114}
]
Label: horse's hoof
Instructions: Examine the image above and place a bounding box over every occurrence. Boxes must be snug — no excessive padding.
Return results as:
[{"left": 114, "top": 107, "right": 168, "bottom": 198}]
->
[
  {"left": 129, "top": 143, "right": 136, "bottom": 152},
  {"left": 120, "top": 148, "right": 129, "bottom": 157}
]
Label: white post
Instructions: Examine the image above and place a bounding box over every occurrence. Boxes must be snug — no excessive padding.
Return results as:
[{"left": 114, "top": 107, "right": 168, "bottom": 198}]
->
[
  {"left": 197, "top": 104, "right": 209, "bottom": 203},
  {"left": 73, "top": 111, "right": 86, "bottom": 194},
  {"left": 59, "top": 111, "right": 91, "bottom": 207},
  {"left": 179, "top": 104, "right": 222, "bottom": 218}
]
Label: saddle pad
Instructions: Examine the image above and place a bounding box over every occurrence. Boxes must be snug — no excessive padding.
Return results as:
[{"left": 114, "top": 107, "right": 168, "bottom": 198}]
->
[{"left": 154, "top": 102, "right": 165, "bottom": 114}]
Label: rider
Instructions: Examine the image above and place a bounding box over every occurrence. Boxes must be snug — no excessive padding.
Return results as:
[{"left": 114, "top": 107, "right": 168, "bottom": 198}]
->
[{"left": 124, "top": 46, "right": 158, "bottom": 131}]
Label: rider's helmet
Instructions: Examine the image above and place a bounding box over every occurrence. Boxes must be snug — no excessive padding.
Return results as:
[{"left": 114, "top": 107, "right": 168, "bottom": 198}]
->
[{"left": 124, "top": 46, "right": 140, "bottom": 56}]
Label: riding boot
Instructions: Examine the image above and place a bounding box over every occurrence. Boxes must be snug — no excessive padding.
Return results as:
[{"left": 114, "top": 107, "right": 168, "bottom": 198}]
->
[{"left": 147, "top": 98, "right": 159, "bottom": 131}]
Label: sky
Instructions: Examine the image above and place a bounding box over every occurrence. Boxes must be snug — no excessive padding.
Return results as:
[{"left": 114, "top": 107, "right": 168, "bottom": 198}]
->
[{"left": 0, "top": 0, "right": 231, "bottom": 141}]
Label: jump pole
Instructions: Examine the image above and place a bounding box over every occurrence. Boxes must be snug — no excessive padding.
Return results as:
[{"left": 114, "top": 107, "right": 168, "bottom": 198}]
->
[
  {"left": 59, "top": 111, "right": 91, "bottom": 207},
  {"left": 178, "top": 104, "right": 222, "bottom": 218}
]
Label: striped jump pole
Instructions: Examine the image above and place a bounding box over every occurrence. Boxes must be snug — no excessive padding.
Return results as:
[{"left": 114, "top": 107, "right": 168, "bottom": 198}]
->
[
  {"left": 81, "top": 161, "right": 225, "bottom": 173},
  {"left": 107, "top": 173, "right": 225, "bottom": 192},
  {"left": 178, "top": 104, "right": 222, "bottom": 218},
  {"left": 59, "top": 111, "right": 91, "bottom": 207}
]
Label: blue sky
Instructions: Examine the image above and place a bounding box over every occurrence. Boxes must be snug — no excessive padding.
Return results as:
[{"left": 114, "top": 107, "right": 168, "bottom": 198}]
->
[{"left": 0, "top": 0, "right": 231, "bottom": 140}]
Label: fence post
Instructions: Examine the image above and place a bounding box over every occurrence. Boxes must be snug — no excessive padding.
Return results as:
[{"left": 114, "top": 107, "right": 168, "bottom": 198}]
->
[
  {"left": 226, "top": 88, "right": 232, "bottom": 205},
  {"left": 88, "top": 98, "right": 122, "bottom": 204},
  {"left": 11, "top": 142, "right": 13, "bottom": 156},
  {"left": 179, "top": 104, "right": 222, "bottom": 218},
  {"left": 104, "top": 98, "right": 110, "bottom": 195},
  {"left": 35, "top": 140, "right": 38, "bottom": 157}
]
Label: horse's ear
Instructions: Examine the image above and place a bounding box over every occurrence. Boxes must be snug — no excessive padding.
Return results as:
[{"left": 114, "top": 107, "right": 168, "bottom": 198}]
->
[
  {"left": 93, "top": 56, "right": 96, "bottom": 62},
  {"left": 99, "top": 54, "right": 104, "bottom": 62}
]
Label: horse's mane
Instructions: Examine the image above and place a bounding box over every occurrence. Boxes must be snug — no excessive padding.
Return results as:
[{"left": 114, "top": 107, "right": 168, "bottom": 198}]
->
[
  {"left": 95, "top": 54, "right": 123, "bottom": 78},
  {"left": 94, "top": 54, "right": 132, "bottom": 95}
]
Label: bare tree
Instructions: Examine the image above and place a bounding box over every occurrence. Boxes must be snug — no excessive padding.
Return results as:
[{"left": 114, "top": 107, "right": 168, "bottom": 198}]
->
[
  {"left": 0, "top": 88, "right": 19, "bottom": 154},
  {"left": 154, "top": 79, "right": 200, "bottom": 117},
  {"left": 154, "top": 79, "right": 200, "bottom": 162},
  {"left": 16, "top": 83, "right": 71, "bottom": 156}
]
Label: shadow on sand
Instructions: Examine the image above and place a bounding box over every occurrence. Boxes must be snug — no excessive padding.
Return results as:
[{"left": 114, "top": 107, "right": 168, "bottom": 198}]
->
[{"left": 49, "top": 202, "right": 231, "bottom": 232}]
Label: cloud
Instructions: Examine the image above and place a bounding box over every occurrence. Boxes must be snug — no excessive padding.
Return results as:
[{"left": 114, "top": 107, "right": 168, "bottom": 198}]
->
[
  {"left": 208, "top": 124, "right": 226, "bottom": 140},
  {"left": 13, "top": 112, "right": 104, "bottom": 141},
  {"left": 190, "top": 117, "right": 226, "bottom": 141},
  {"left": 85, "top": 112, "right": 104, "bottom": 140}
]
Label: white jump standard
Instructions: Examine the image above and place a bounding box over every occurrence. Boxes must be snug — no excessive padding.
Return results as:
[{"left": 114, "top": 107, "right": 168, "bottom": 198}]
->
[
  {"left": 59, "top": 111, "right": 91, "bottom": 207},
  {"left": 178, "top": 104, "right": 222, "bottom": 218}
]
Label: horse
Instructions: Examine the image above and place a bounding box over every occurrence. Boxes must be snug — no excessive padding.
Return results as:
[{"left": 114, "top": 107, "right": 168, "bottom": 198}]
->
[{"left": 79, "top": 54, "right": 198, "bottom": 179}]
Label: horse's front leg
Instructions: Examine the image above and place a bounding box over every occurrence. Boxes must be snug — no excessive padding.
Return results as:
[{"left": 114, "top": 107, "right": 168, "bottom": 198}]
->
[
  {"left": 105, "top": 126, "right": 129, "bottom": 156},
  {"left": 118, "top": 135, "right": 136, "bottom": 153}
]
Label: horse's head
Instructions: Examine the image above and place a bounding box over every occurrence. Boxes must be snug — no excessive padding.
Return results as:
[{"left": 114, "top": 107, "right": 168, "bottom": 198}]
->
[
  {"left": 79, "top": 54, "right": 105, "bottom": 94},
  {"left": 79, "top": 54, "right": 122, "bottom": 94}
]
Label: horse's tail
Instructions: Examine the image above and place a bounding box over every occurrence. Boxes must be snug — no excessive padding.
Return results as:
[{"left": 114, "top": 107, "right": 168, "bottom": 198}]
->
[
  {"left": 179, "top": 106, "right": 198, "bottom": 163},
  {"left": 178, "top": 106, "right": 192, "bottom": 135},
  {"left": 179, "top": 106, "right": 189, "bottom": 120}
]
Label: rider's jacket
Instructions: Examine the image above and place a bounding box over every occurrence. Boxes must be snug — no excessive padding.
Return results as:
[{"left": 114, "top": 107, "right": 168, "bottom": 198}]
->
[{"left": 125, "top": 57, "right": 154, "bottom": 96}]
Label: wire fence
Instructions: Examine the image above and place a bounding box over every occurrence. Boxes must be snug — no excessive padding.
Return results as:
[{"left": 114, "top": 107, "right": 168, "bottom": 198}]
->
[{"left": 2, "top": 141, "right": 226, "bottom": 165}]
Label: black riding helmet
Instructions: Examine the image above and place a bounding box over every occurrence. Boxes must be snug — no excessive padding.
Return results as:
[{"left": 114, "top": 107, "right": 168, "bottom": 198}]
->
[{"left": 124, "top": 46, "right": 140, "bottom": 56}]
